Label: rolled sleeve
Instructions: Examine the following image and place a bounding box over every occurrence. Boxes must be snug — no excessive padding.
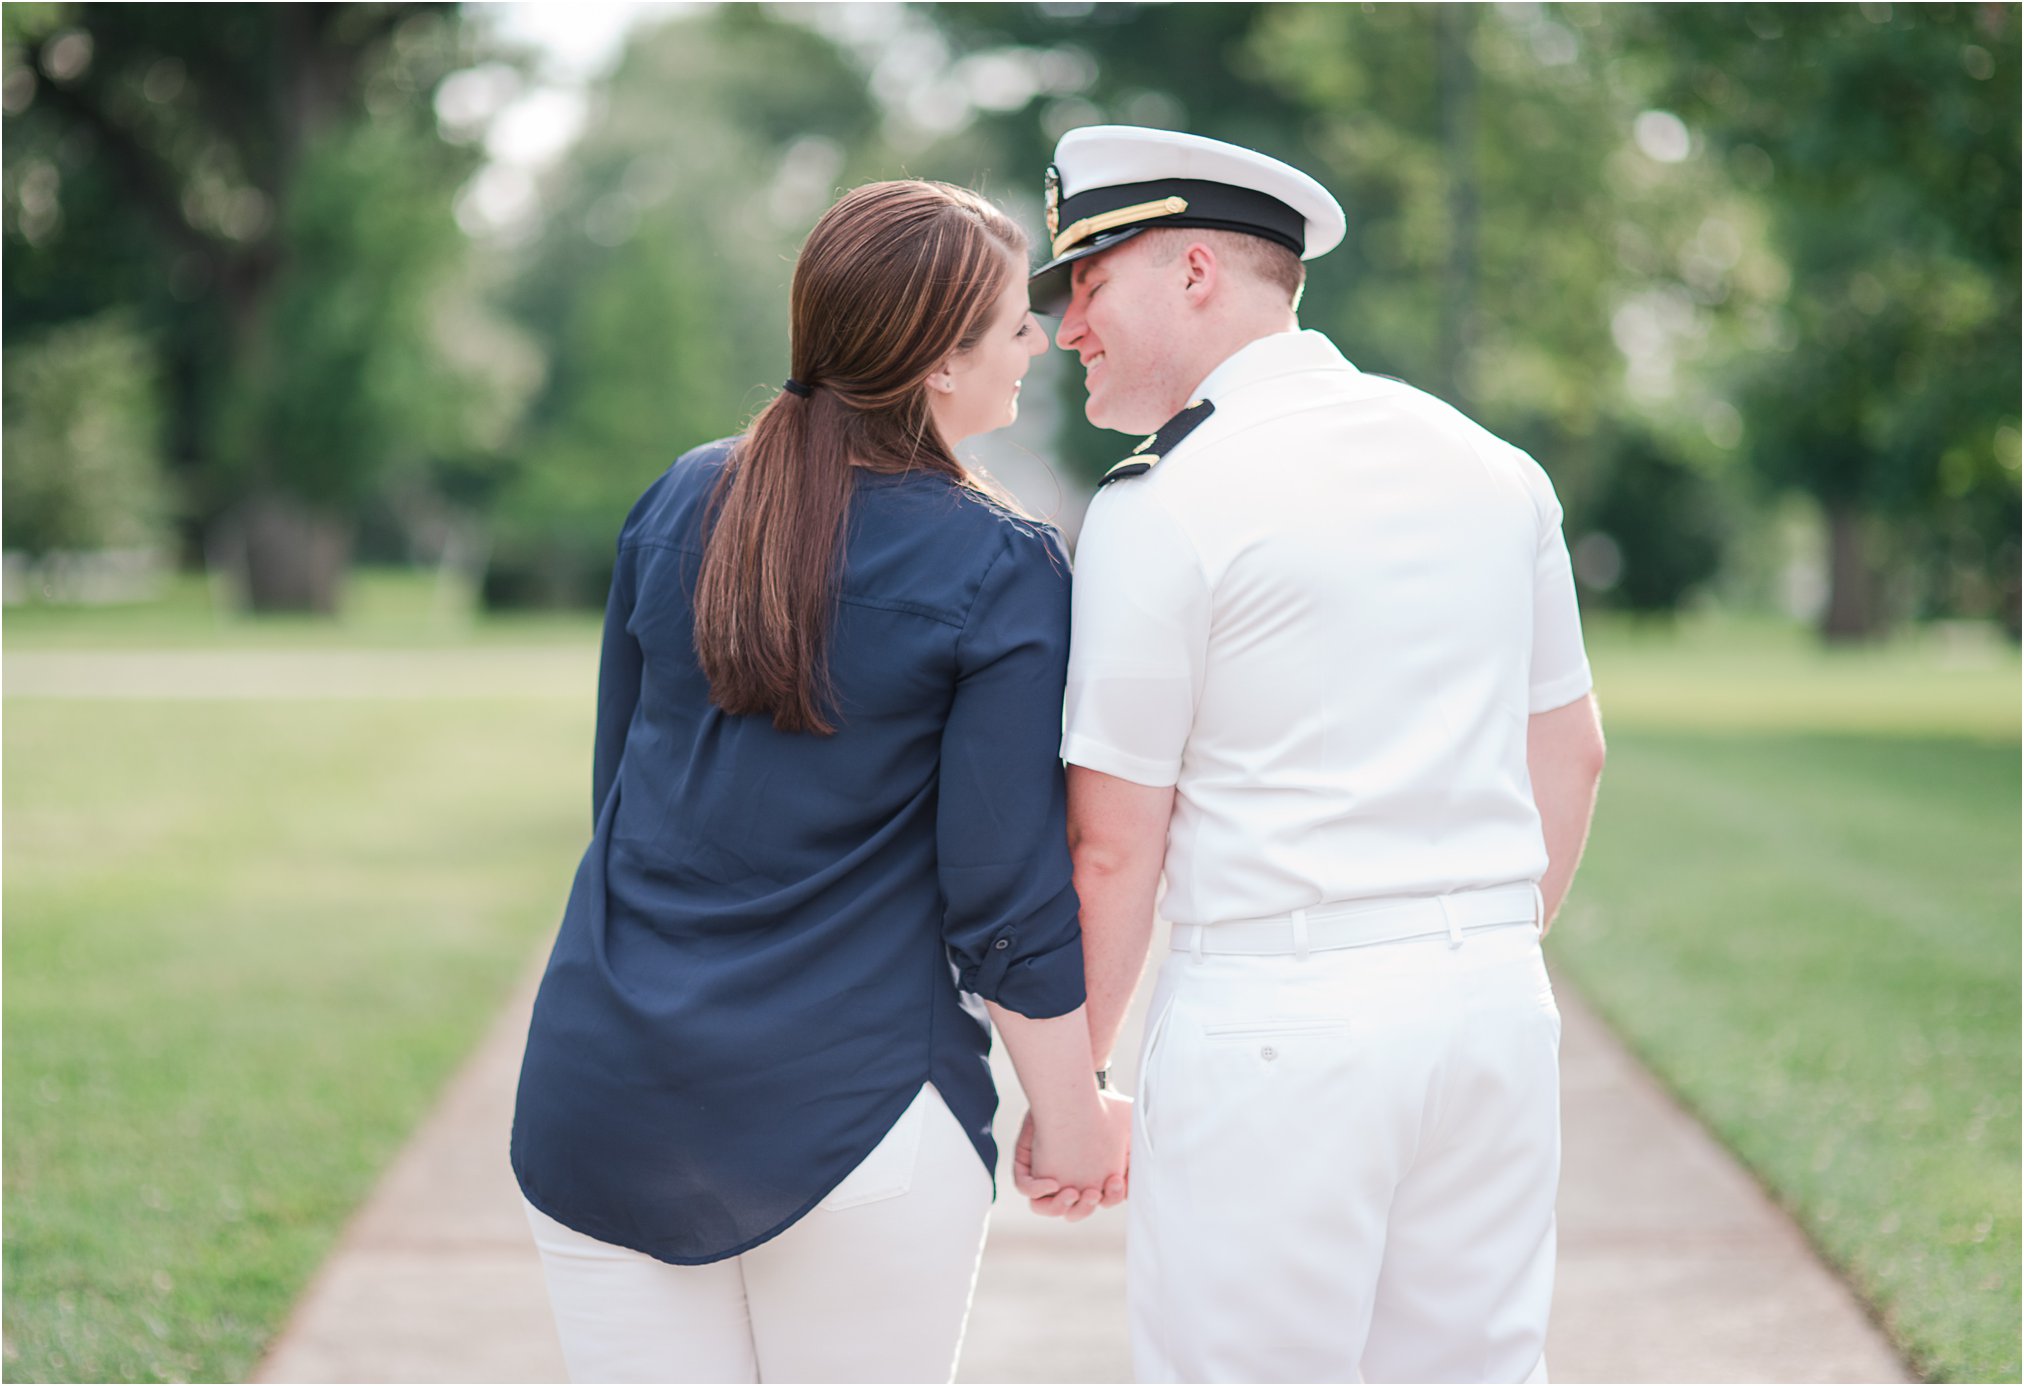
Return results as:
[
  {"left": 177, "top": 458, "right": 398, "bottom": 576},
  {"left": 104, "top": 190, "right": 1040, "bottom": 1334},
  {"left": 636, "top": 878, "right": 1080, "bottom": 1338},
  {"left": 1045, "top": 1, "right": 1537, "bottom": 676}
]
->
[
  {"left": 938, "top": 529, "right": 1086, "bottom": 1019},
  {"left": 1061, "top": 490, "right": 1210, "bottom": 787}
]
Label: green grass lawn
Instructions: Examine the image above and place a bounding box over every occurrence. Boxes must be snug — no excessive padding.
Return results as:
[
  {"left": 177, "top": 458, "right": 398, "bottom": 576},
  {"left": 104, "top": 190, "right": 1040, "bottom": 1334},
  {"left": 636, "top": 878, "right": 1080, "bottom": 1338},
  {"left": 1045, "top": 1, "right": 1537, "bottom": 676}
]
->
[
  {"left": 1555, "top": 616, "right": 2021, "bottom": 1383},
  {"left": 2, "top": 588, "right": 2017, "bottom": 1382},
  {"left": 1589, "top": 610, "right": 2018, "bottom": 740},
  {"left": 3, "top": 569, "right": 601, "bottom": 651},
  {"left": 3, "top": 666, "right": 596, "bottom": 1380}
]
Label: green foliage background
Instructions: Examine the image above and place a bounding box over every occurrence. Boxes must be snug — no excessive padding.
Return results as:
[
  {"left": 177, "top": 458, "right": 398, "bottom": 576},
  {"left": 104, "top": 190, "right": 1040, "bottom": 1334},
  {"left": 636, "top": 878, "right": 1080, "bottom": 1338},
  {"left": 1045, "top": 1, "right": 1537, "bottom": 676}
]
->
[
  {"left": 2, "top": 2, "right": 2016, "bottom": 628},
  {"left": 2, "top": 312, "right": 169, "bottom": 555},
  {"left": 2, "top": 5, "right": 2019, "bottom": 1382}
]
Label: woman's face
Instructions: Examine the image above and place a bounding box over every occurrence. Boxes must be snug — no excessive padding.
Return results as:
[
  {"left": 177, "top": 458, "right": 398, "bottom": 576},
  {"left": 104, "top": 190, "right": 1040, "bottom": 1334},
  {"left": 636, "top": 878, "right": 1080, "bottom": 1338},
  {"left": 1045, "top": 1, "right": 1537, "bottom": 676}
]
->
[{"left": 930, "top": 260, "right": 1050, "bottom": 447}]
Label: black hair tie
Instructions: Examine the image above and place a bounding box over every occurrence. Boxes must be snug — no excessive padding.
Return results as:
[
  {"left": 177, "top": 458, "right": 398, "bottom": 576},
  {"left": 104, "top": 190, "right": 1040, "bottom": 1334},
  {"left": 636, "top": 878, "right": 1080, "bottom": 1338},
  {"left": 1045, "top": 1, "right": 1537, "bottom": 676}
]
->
[{"left": 782, "top": 378, "right": 813, "bottom": 398}]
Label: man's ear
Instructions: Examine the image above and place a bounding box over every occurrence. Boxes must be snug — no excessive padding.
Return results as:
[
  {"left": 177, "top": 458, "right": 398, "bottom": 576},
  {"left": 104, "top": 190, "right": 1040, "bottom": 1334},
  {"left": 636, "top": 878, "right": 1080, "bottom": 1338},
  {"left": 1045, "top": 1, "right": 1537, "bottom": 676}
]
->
[{"left": 1181, "top": 241, "right": 1219, "bottom": 304}]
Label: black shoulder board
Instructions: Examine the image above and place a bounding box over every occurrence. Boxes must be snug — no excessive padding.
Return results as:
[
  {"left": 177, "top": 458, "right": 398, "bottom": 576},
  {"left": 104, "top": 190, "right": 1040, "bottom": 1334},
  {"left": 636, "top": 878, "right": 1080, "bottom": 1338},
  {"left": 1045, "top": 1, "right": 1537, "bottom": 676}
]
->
[{"left": 1097, "top": 398, "right": 1216, "bottom": 488}]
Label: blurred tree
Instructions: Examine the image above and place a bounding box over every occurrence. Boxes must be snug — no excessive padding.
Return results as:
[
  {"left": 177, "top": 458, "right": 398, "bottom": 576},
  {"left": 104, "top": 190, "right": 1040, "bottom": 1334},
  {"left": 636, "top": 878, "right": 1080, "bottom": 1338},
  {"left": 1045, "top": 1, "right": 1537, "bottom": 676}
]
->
[
  {"left": 486, "top": 5, "right": 888, "bottom": 606},
  {"left": 923, "top": 4, "right": 1720, "bottom": 521},
  {"left": 2, "top": 311, "right": 171, "bottom": 557},
  {"left": 1620, "top": 4, "right": 2021, "bottom": 640},
  {"left": 2, "top": 3, "right": 515, "bottom": 611},
  {"left": 1585, "top": 427, "right": 1730, "bottom": 615},
  {"left": 1246, "top": 5, "right": 1651, "bottom": 464}
]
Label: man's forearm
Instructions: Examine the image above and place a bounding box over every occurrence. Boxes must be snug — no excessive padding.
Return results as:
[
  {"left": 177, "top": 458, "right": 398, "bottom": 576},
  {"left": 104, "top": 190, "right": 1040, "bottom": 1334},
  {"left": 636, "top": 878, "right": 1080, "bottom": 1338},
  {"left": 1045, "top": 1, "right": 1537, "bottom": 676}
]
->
[
  {"left": 1066, "top": 765, "right": 1176, "bottom": 1067},
  {"left": 1528, "top": 693, "right": 1606, "bottom": 927},
  {"left": 1074, "top": 852, "right": 1162, "bottom": 1069}
]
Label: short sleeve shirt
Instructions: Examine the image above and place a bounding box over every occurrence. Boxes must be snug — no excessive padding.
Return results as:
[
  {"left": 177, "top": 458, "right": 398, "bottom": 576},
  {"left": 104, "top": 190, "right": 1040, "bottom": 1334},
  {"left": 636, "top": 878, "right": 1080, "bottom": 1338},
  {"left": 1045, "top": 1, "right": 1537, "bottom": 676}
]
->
[{"left": 1062, "top": 330, "right": 1591, "bottom": 928}]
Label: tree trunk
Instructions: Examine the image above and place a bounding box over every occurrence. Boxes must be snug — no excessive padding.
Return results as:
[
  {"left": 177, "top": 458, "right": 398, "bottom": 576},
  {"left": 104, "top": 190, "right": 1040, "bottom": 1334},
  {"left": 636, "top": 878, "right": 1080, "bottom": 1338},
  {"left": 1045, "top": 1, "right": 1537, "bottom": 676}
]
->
[
  {"left": 234, "top": 490, "right": 352, "bottom": 614},
  {"left": 1822, "top": 502, "right": 1884, "bottom": 643}
]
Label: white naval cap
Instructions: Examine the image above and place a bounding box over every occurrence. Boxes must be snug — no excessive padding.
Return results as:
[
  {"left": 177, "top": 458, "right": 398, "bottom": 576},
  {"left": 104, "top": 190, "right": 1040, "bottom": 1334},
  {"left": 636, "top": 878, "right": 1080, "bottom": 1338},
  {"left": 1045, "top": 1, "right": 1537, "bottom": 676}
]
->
[{"left": 1029, "top": 125, "right": 1347, "bottom": 313}]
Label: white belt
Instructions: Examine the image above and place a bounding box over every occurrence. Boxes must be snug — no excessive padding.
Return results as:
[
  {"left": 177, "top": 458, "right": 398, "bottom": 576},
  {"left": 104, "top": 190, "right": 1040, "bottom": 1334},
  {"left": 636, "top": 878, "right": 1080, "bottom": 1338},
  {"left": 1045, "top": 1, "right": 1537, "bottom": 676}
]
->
[{"left": 1170, "top": 882, "right": 1544, "bottom": 961}]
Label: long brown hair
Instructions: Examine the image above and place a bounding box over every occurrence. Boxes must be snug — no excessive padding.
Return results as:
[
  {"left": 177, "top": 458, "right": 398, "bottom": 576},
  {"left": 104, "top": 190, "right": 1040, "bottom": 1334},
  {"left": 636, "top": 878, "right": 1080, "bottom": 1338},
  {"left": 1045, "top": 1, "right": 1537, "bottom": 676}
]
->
[{"left": 692, "top": 181, "right": 1029, "bottom": 734}]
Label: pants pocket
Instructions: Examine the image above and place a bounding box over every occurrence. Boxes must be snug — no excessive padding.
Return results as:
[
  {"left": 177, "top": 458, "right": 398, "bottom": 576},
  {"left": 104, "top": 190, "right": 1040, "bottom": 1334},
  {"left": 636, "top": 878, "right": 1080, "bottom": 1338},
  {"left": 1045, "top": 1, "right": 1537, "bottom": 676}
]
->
[
  {"left": 1201, "top": 1017, "right": 1351, "bottom": 1042},
  {"left": 819, "top": 1084, "right": 929, "bottom": 1211},
  {"left": 1136, "top": 983, "right": 1181, "bottom": 1158}
]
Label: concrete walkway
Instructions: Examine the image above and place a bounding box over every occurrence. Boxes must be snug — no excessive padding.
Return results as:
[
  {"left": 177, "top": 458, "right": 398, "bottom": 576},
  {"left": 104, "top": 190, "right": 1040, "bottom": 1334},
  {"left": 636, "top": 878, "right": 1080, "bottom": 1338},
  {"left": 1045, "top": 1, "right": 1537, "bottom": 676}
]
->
[{"left": 254, "top": 939, "right": 1910, "bottom": 1384}]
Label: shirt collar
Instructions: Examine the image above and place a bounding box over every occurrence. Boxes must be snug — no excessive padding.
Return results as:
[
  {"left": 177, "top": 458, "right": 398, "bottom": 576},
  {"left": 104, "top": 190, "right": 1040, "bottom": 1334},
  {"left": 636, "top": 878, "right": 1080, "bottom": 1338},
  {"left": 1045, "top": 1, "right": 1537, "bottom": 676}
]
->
[{"left": 1190, "top": 329, "right": 1356, "bottom": 404}]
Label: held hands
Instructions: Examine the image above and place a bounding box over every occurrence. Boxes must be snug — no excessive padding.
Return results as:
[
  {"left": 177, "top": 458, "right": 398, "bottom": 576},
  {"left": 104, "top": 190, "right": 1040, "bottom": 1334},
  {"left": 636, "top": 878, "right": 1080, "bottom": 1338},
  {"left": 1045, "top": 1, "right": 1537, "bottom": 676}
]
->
[
  {"left": 984, "top": 998, "right": 1131, "bottom": 1220},
  {"left": 1010, "top": 1091, "right": 1133, "bottom": 1221}
]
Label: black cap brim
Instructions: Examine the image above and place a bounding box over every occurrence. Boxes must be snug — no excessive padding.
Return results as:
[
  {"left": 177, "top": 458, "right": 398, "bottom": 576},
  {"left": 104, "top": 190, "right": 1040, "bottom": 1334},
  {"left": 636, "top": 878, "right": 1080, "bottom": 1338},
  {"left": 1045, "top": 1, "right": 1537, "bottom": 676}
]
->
[{"left": 1027, "top": 226, "right": 1153, "bottom": 316}]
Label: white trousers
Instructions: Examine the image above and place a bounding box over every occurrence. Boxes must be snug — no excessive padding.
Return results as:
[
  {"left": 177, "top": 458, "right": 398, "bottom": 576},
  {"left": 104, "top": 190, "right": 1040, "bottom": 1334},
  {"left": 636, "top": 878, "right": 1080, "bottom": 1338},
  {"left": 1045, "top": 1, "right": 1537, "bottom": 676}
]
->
[
  {"left": 1129, "top": 921, "right": 1561, "bottom": 1383},
  {"left": 524, "top": 1082, "right": 992, "bottom": 1383}
]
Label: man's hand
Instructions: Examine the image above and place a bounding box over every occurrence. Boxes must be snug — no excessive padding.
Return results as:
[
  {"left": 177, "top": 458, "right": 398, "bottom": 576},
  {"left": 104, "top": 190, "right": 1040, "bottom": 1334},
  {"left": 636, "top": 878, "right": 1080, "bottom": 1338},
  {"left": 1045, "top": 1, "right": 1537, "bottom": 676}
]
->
[{"left": 1011, "top": 1097, "right": 1132, "bottom": 1220}]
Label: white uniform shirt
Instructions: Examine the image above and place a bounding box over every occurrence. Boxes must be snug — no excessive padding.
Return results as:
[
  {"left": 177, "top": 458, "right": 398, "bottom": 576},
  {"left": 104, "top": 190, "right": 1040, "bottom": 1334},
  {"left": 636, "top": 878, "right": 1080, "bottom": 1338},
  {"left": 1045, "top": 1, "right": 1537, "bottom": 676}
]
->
[{"left": 1062, "top": 329, "right": 1592, "bottom": 928}]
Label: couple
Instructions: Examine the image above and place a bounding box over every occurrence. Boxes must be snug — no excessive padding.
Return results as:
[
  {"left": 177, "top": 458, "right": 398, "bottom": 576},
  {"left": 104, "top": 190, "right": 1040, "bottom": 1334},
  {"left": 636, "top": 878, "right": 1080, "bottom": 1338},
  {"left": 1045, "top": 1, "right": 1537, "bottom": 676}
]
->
[{"left": 510, "top": 126, "right": 1606, "bottom": 1385}]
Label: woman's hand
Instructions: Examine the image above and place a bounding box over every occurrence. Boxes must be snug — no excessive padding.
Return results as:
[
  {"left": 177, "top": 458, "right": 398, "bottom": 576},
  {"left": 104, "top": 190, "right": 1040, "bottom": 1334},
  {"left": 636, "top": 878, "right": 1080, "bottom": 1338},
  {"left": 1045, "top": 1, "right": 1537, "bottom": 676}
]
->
[
  {"left": 984, "top": 1000, "right": 1128, "bottom": 1220},
  {"left": 1012, "top": 1092, "right": 1132, "bottom": 1221}
]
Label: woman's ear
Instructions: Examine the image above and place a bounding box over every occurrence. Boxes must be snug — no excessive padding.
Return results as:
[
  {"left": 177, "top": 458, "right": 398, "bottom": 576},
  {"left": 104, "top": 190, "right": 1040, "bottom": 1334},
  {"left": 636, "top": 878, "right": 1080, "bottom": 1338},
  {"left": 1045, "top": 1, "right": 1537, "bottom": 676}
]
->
[{"left": 926, "top": 365, "right": 958, "bottom": 395}]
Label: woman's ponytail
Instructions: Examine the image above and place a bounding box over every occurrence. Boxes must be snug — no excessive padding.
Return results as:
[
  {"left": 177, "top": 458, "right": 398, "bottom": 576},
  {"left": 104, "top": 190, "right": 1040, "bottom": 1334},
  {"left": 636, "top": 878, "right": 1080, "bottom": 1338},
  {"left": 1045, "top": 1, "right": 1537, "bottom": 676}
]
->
[
  {"left": 694, "top": 383, "right": 855, "bottom": 734},
  {"left": 690, "top": 181, "right": 1029, "bottom": 735}
]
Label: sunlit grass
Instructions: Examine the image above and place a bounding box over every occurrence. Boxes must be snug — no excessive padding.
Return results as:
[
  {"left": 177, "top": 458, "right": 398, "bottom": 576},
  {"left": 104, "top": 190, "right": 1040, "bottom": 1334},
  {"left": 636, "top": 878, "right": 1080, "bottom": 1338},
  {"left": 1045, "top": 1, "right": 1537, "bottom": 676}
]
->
[
  {"left": 1, "top": 590, "right": 2016, "bottom": 1381},
  {"left": 3, "top": 693, "right": 593, "bottom": 1381},
  {"left": 1587, "top": 609, "right": 2019, "bottom": 741},
  {"left": 1558, "top": 617, "right": 2020, "bottom": 1383},
  {"left": 3, "top": 568, "right": 601, "bottom": 651}
]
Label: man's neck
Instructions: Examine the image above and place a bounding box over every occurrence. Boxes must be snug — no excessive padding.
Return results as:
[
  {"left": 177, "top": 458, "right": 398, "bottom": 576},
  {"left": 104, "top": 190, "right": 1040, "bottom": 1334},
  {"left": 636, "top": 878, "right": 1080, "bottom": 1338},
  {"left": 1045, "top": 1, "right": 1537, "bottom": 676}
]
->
[{"left": 1180, "top": 314, "right": 1300, "bottom": 404}]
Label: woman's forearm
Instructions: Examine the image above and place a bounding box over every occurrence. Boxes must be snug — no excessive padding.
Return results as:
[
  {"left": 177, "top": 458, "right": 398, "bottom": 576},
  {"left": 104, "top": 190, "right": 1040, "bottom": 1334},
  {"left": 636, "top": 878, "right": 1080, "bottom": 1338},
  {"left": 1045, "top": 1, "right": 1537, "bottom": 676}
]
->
[
  {"left": 990, "top": 1000, "right": 1131, "bottom": 1209},
  {"left": 985, "top": 1001, "right": 1104, "bottom": 1127}
]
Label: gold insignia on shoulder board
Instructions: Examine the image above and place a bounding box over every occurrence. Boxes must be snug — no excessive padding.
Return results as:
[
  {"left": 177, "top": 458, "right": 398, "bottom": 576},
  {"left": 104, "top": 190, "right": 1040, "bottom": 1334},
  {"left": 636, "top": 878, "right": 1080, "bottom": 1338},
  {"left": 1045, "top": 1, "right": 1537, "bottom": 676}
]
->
[
  {"left": 1099, "top": 454, "right": 1158, "bottom": 487},
  {"left": 1100, "top": 398, "right": 1215, "bottom": 489}
]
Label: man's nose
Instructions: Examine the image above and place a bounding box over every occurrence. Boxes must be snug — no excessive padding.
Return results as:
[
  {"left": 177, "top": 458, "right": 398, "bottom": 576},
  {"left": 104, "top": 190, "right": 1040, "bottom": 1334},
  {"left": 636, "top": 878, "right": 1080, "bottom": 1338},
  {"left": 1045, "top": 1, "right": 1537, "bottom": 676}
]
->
[{"left": 1055, "top": 304, "right": 1085, "bottom": 350}]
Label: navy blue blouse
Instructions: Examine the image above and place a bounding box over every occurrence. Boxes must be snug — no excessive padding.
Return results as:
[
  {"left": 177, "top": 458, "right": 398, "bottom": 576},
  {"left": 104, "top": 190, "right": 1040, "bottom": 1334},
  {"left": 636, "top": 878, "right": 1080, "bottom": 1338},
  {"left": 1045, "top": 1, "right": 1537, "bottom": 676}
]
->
[{"left": 511, "top": 439, "right": 1086, "bottom": 1266}]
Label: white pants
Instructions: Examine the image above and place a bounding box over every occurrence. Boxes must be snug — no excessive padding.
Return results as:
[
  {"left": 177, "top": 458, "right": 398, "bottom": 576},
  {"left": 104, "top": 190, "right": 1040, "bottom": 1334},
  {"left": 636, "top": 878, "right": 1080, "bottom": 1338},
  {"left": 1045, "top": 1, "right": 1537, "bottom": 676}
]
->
[
  {"left": 525, "top": 1083, "right": 993, "bottom": 1383},
  {"left": 1129, "top": 921, "right": 1561, "bottom": 1383}
]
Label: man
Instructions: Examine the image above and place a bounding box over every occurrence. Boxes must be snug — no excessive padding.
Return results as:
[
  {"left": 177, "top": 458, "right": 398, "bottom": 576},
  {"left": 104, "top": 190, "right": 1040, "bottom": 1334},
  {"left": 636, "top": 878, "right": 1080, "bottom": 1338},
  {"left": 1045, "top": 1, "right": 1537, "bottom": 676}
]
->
[{"left": 1017, "top": 126, "right": 1607, "bottom": 1382}]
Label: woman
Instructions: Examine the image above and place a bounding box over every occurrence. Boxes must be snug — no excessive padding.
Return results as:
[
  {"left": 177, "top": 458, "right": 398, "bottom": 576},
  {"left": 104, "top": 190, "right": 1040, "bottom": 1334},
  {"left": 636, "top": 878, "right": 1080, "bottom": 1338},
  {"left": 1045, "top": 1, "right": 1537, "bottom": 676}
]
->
[{"left": 510, "top": 180, "right": 1128, "bottom": 1384}]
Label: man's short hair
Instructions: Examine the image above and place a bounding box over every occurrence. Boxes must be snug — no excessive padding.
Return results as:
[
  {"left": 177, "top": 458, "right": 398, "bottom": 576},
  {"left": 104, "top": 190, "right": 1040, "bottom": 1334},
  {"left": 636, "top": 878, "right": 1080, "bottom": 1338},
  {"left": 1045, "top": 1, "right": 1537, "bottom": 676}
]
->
[{"left": 1139, "top": 226, "right": 1307, "bottom": 309}]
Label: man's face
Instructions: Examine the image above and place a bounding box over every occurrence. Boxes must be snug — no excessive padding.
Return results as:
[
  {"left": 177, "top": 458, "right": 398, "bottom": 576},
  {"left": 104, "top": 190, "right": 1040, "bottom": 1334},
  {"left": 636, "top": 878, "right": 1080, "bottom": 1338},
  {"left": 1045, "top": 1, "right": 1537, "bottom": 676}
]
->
[{"left": 1054, "top": 236, "right": 1194, "bottom": 435}]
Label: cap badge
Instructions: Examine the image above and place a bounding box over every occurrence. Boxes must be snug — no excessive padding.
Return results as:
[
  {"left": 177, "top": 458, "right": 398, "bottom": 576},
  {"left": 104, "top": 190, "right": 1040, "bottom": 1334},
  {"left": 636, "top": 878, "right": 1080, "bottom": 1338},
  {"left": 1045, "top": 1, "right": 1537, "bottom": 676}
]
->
[{"left": 1044, "top": 164, "right": 1061, "bottom": 240}]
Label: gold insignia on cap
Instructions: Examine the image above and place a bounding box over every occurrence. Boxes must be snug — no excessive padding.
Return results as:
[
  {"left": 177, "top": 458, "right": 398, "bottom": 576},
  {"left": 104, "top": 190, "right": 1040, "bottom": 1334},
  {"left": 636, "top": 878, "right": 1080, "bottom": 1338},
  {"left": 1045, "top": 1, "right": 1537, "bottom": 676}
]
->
[
  {"left": 1051, "top": 195, "right": 1189, "bottom": 258},
  {"left": 1044, "top": 165, "right": 1061, "bottom": 240}
]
